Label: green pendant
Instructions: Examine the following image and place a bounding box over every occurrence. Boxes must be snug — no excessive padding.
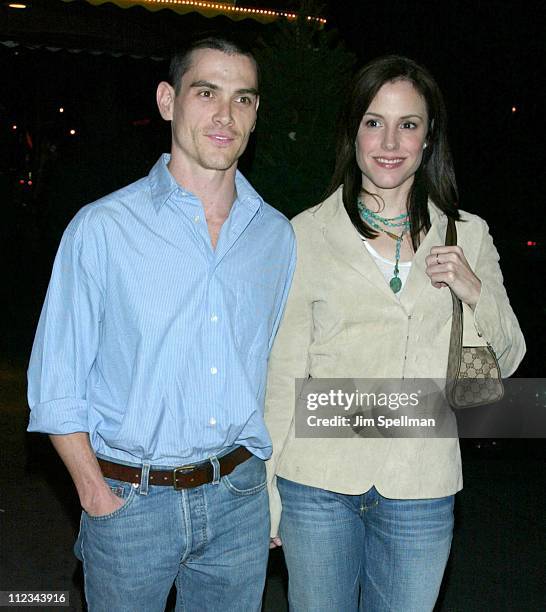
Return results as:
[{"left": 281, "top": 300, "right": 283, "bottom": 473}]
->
[{"left": 389, "top": 276, "right": 402, "bottom": 293}]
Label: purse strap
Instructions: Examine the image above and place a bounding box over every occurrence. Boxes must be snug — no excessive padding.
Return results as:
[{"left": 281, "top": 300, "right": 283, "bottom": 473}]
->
[{"left": 446, "top": 217, "right": 463, "bottom": 382}]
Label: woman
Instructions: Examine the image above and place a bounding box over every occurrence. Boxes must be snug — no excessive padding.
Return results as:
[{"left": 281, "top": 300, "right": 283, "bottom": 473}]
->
[{"left": 265, "top": 56, "right": 525, "bottom": 611}]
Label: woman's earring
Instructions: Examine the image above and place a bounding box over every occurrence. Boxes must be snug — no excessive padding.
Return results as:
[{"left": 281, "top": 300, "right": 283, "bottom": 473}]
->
[{"left": 423, "top": 142, "right": 428, "bottom": 149}]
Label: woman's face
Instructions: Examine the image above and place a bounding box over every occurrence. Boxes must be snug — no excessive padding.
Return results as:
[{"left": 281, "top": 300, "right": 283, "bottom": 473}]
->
[{"left": 356, "top": 79, "right": 429, "bottom": 197}]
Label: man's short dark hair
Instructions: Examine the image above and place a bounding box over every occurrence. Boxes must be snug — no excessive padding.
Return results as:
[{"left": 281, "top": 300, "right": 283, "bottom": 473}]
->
[{"left": 169, "top": 34, "right": 260, "bottom": 94}]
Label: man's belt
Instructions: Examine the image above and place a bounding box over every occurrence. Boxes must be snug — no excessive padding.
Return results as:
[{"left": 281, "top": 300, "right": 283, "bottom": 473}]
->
[{"left": 97, "top": 446, "right": 252, "bottom": 490}]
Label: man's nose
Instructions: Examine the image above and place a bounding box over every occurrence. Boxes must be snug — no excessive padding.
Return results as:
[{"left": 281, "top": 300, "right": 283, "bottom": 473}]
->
[{"left": 213, "top": 100, "right": 234, "bottom": 125}]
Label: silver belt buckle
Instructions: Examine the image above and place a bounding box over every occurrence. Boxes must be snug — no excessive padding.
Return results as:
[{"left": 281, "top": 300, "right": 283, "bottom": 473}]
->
[{"left": 173, "top": 464, "right": 196, "bottom": 489}]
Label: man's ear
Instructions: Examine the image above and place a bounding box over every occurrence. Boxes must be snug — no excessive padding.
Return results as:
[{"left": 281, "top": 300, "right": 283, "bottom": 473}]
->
[{"left": 156, "top": 82, "right": 175, "bottom": 121}]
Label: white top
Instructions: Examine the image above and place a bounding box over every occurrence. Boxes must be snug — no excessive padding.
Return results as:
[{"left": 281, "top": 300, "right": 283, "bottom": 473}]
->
[{"left": 362, "top": 238, "right": 412, "bottom": 294}]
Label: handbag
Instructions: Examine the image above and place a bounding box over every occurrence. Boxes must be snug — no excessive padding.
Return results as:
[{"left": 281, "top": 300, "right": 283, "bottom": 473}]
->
[{"left": 445, "top": 218, "right": 504, "bottom": 409}]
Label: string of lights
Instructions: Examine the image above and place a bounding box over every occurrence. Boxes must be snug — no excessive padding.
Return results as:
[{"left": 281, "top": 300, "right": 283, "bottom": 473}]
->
[{"left": 60, "top": 0, "right": 327, "bottom": 24}]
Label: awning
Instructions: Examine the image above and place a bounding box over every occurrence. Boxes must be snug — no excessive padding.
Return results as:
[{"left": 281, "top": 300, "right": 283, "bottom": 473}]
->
[
  {"left": 1, "top": 0, "right": 326, "bottom": 61},
  {"left": 61, "top": 0, "right": 326, "bottom": 25}
]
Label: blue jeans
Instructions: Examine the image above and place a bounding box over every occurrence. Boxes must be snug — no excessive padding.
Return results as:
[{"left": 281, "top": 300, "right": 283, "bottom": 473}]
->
[
  {"left": 277, "top": 478, "right": 454, "bottom": 612},
  {"left": 74, "top": 454, "right": 269, "bottom": 612}
]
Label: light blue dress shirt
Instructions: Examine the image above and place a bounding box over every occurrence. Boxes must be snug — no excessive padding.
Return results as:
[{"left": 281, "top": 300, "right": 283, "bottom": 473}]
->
[{"left": 28, "top": 155, "right": 296, "bottom": 465}]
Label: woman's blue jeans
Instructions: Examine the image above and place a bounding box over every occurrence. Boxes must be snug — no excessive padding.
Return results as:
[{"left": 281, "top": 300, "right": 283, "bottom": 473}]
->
[
  {"left": 278, "top": 477, "right": 454, "bottom": 612},
  {"left": 74, "top": 454, "right": 269, "bottom": 612}
]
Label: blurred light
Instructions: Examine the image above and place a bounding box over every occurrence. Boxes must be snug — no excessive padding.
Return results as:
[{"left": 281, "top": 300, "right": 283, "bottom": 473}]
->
[
  {"left": 527, "top": 241, "right": 537, "bottom": 246},
  {"left": 19, "top": 179, "right": 25, "bottom": 185},
  {"left": 511, "top": 106, "right": 517, "bottom": 113},
  {"left": 27, "top": 180, "right": 33, "bottom": 186},
  {"left": 8, "top": 3, "right": 28, "bottom": 8},
  {"left": 11, "top": 124, "right": 17, "bottom": 130},
  {"left": 59, "top": 107, "right": 64, "bottom": 113},
  {"left": 69, "top": 129, "right": 76, "bottom": 135}
]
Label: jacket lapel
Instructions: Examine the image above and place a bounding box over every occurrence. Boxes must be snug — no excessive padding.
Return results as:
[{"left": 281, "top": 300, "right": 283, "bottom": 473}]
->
[
  {"left": 399, "top": 204, "right": 448, "bottom": 312},
  {"left": 317, "top": 190, "right": 450, "bottom": 310},
  {"left": 319, "top": 190, "right": 400, "bottom": 302}
]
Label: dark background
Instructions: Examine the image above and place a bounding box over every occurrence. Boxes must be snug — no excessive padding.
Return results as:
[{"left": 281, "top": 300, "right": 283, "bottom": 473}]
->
[
  {"left": 1, "top": 2, "right": 545, "bottom": 610},
  {"left": 1, "top": 0, "right": 544, "bottom": 373}
]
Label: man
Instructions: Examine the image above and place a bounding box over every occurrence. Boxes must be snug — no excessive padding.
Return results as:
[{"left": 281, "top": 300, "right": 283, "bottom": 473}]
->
[{"left": 27, "top": 36, "right": 295, "bottom": 612}]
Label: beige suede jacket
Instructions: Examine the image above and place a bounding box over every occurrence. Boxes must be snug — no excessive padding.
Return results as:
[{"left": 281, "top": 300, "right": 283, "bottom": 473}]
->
[{"left": 265, "top": 187, "right": 526, "bottom": 537}]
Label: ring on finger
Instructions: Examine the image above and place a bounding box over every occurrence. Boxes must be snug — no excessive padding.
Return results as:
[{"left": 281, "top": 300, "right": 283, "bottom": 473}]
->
[{"left": 436, "top": 253, "right": 440, "bottom": 265}]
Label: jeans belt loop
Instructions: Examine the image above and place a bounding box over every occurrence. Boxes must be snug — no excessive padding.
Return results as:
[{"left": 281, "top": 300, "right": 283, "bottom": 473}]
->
[
  {"left": 139, "top": 462, "right": 151, "bottom": 496},
  {"left": 210, "top": 456, "right": 221, "bottom": 485}
]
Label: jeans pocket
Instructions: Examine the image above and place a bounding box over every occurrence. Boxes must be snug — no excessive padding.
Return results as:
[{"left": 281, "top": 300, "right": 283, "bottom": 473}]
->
[
  {"left": 222, "top": 455, "right": 267, "bottom": 497},
  {"left": 85, "top": 478, "right": 137, "bottom": 521}
]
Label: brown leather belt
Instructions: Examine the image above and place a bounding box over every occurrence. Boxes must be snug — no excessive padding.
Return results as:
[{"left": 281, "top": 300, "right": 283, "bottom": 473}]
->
[{"left": 97, "top": 446, "right": 252, "bottom": 490}]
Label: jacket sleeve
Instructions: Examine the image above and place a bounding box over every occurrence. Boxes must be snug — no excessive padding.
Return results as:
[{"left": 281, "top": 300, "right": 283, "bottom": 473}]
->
[
  {"left": 27, "top": 208, "right": 105, "bottom": 434},
  {"left": 470, "top": 219, "right": 526, "bottom": 376},
  {"left": 265, "top": 216, "right": 314, "bottom": 537}
]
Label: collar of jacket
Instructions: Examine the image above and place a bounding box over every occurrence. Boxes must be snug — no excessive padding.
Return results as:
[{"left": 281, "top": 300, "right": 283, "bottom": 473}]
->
[{"left": 309, "top": 186, "right": 449, "bottom": 313}]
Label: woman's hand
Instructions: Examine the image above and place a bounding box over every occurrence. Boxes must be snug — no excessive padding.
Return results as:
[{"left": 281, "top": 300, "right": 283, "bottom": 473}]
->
[
  {"left": 269, "top": 536, "right": 282, "bottom": 549},
  {"left": 425, "top": 246, "right": 482, "bottom": 308}
]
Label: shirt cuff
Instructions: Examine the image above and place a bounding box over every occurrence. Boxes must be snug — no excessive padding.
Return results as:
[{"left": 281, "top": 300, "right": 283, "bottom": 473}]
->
[{"left": 27, "top": 397, "right": 89, "bottom": 434}]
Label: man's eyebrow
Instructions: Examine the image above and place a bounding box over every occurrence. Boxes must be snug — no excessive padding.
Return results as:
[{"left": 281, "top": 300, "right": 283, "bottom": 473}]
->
[
  {"left": 235, "top": 88, "right": 259, "bottom": 97},
  {"left": 190, "top": 81, "right": 258, "bottom": 96},
  {"left": 190, "top": 80, "right": 219, "bottom": 89}
]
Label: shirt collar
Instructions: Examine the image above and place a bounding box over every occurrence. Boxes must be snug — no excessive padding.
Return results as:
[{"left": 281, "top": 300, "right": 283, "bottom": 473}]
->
[
  {"left": 233, "top": 168, "right": 263, "bottom": 217},
  {"left": 148, "top": 154, "right": 179, "bottom": 212},
  {"left": 148, "top": 154, "right": 263, "bottom": 216}
]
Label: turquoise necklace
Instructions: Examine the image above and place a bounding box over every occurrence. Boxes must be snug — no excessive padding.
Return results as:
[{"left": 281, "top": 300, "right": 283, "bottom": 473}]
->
[{"left": 357, "top": 201, "right": 410, "bottom": 294}]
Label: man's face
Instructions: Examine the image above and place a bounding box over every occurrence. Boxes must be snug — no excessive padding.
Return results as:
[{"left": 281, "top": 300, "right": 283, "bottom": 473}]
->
[{"left": 157, "top": 49, "right": 259, "bottom": 176}]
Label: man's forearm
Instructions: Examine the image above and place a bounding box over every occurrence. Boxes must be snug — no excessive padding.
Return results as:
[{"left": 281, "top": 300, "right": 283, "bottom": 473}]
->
[{"left": 49, "top": 432, "right": 119, "bottom": 514}]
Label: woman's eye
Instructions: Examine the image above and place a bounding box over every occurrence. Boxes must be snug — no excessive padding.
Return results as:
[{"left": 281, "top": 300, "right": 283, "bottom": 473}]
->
[
  {"left": 401, "top": 121, "right": 417, "bottom": 129},
  {"left": 199, "top": 90, "right": 213, "bottom": 98},
  {"left": 365, "top": 119, "right": 380, "bottom": 128}
]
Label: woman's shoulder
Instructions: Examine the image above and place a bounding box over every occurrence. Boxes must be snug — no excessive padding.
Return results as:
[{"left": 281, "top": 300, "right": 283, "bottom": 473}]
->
[
  {"left": 456, "top": 209, "right": 492, "bottom": 243},
  {"left": 457, "top": 208, "right": 488, "bottom": 226},
  {"left": 429, "top": 199, "right": 487, "bottom": 226},
  {"left": 291, "top": 187, "right": 343, "bottom": 232},
  {"left": 429, "top": 201, "right": 489, "bottom": 235}
]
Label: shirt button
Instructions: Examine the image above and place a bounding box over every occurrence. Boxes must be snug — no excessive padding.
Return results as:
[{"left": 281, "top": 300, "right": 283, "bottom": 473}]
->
[
  {"left": 194, "top": 215, "right": 200, "bottom": 222},
  {"left": 209, "top": 417, "right": 217, "bottom": 426},
  {"left": 210, "top": 314, "right": 218, "bottom": 322},
  {"left": 210, "top": 367, "right": 218, "bottom": 375}
]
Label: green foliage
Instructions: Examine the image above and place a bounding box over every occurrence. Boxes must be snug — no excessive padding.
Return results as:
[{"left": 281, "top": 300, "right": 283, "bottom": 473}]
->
[{"left": 247, "top": 21, "right": 355, "bottom": 218}]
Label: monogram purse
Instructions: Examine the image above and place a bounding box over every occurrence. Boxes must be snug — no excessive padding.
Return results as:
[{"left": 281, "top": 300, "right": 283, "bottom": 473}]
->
[{"left": 445, "top": 218, "right": 504, "bottom": 409}]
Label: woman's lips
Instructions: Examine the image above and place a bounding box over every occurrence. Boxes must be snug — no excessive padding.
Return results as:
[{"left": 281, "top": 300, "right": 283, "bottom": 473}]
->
[{"left": 373, "top": 157, "right": 405, "bottom": 169}]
